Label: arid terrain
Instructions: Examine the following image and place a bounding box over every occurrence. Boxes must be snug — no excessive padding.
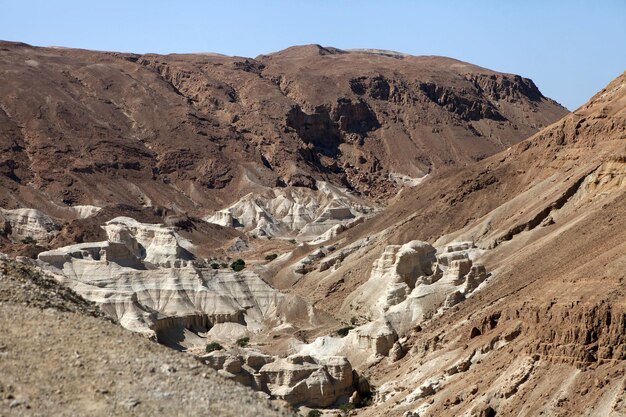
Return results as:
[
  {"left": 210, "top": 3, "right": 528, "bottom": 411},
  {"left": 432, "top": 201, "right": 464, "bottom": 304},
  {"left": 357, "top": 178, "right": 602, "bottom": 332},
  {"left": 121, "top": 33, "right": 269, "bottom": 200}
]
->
[
  {"left": 0, "top": 40, "right": 624, "bottom": 416},
  {"left": 0, "top": 256, "right": 293, "bottom": 417}
]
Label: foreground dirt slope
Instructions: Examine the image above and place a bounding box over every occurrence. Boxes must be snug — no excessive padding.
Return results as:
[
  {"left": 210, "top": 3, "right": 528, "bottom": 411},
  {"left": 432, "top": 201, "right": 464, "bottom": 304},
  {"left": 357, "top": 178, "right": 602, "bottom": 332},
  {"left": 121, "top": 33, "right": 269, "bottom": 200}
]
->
[
  {"left": 0, "top": 257, "right": 293, "bottom": 417},
  {"left": 287, "top": 73, "right": 624, "bottom": 416},
  {"left": 0, "top": 41, "right": 566, "bottom": 214}
]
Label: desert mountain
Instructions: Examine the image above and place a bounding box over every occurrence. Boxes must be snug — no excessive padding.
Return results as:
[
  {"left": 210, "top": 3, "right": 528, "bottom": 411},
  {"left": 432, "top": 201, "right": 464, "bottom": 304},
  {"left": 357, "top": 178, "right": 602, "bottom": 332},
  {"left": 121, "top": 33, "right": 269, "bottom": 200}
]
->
[
  {"left": 0, "top": 41, "right": 565, "bottom": 213},
  {"left": 2, "top": 39, "right": 623, "bottom": 417},
  {"left": 0, "top": 40, "right": 567, "bottom": 260}
]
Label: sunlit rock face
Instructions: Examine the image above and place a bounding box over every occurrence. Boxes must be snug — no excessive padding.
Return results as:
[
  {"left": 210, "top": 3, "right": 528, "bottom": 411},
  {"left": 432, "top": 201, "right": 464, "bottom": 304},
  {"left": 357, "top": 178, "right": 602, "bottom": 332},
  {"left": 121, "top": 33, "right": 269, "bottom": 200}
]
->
[
  {"left": 296, "top": 240, "right": 489, "bottom": 367},
  {"left": 0, "top": 208, "right": 60, "bottom": 242},
  {"left": 200, "top": 350, "right": 355, "bottom": 407},
  {"left": 205, "top": 182, "right": 373, "bottom": 242},
  {"left": 345, "top": 240, "right": 487, "bottom": 327},
  {"left": 37, "top": 217, "right": 325, "bottom": 338}
]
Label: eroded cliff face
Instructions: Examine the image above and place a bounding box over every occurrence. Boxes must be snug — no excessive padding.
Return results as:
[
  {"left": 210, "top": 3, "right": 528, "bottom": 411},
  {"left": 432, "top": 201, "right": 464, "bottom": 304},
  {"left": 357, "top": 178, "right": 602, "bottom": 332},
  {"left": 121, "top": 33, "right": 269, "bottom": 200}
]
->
[
  {"left": 204, "top": 181, "right": 374, "bottom": 241},
  {"left": 362, "top": 296, "right": 626, "bottom": 417},
  {"left": 36, "top": 217, "right": 333, "bottom": 339},
  {"left": 201, "top": 351, "right": 357, "bottom": 408},
  {"left": 0, "top": 41, "right": 566, "bottom": 222}
]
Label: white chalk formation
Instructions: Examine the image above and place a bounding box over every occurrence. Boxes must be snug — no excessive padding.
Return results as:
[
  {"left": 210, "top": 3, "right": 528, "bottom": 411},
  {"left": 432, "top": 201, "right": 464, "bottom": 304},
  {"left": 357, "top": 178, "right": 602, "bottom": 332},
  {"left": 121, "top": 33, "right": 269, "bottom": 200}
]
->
[
  {"left": 34, "top": 216, "right": 488, "bottom": 409},
  {"left": 0, "top": 208, "right": 60, "bottom": 242},
  {"left": 205, "top": 182, "right": 373, "bottom": 242},
  {"left": 37, "top": 217, "right": 324, "bottom": 338},
  {"left": 296, "top": 241, "right": 489, "bottom": 367},
  {"left": 0, "top": 205, "right": 101, "bottom": 243},
  {"left": 201, "top": 351, "right": 355, "bottom": 407},
  {"left": 35, "top": 216, "right": 357, "bottom": 408}
]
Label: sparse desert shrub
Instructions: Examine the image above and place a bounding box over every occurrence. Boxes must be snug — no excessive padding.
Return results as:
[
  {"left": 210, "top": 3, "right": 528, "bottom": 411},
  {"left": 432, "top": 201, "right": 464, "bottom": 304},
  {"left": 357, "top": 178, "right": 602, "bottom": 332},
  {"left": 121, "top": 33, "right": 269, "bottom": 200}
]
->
[
  {"left": 288, "top": 239, "right": 297, "bottom": 244},
  {"left": 339, "top": 402, "right": 355, "bottom": 415},
  {"left": 337, "top": 326, "right": 354, "bottom": 337},
  {"left": 265, "top": 253, "right": 278, "bottom": 262},
  {"left": 21, "top": 236, "right": 36, "bottom": 245},
  {"left": 236, "top": 336, "right": 249, "bottom": 347},
  {"left": 230, "top": 259, "right": 246, "bottom": 271},
  {"left": 205, "top": 342, "right": 224, "bottom": 353},
  {"left": 307, "top": 410, "right": 322, "bottom": 417},
  {"left": 210, "top": 263, "right": 220, "bottom": 269},
  {"left": 220, "top": 263, "right": 228, "bottom": 269}
]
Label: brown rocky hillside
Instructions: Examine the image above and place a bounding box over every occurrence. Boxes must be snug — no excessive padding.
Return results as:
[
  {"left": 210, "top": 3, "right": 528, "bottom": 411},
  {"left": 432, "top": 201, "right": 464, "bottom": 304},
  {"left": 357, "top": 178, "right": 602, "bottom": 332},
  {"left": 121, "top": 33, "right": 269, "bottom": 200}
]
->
[
  {"left": 284, "top": 72, "right": 625, "bottom": 416},
  {"left": 0, "top": 41, "right": 565, "bottom": 214}
]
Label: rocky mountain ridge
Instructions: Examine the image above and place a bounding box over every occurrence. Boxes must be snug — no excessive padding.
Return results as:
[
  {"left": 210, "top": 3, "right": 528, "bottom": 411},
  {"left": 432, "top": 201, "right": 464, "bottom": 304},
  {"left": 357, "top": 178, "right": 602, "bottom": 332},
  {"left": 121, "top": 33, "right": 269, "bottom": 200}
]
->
[{"left": 0, "top": 41, "right": 565, "bottom": 214}]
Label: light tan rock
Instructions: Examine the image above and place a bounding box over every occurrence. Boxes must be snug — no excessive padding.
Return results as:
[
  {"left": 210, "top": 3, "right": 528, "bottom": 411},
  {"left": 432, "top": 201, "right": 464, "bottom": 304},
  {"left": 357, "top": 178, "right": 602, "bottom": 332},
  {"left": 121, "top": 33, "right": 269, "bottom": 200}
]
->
[
  {"left": 36, "top": 217, "right": 325, "bottom": 339},
  {"left": 355, "top": 320, "right": 398, "bottom": 356},
  {"left": 389, "top": 340, "right": 406, "bottom": 362},
  {"left": 0, "top": 208, "right": 60, "bottom": 242},
  {"left": 344, "top": 240, "right": 437, "bottom": 319},
  {"left": 298, "top": 240, "right": 490, "bottom": 367},
  {"left": 259, "top": 355, "right": 353, "bottom": 407},
  {"left": 205, "top": 182, "right": 373, "bottom": 241},
  {"left": 202, "top": 350, "right": 353, "bottom": 408}
]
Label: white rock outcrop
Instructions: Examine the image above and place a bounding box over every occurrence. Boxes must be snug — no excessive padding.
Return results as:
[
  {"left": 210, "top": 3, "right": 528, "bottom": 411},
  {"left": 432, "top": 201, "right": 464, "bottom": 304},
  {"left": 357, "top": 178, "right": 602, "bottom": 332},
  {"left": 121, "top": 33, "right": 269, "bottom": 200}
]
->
[
  {"left": 259, "top": 354, "right": 353, "bottom": 407},
  {"left": 103, "top": 217, "right": 195, "bottom": 267},
  {"left": 345, "top": 241, "right": 487, "bottom": 333},
  {"left": 297, "top": 241, "right": 489, "bottom": 366},
  {"left": 36, "top": 217, "right": 325, "bottom": 338},
  {"left": 201, "top": 350, "right": 354, "bottom": 407},
  {"left": 0, "top": 205, "right": 101, "bottom": 243},
  {"left": 38, "top": 216, "right": 195, "bottom": 269},
  {"left": 0, "top": 208, "right": 60, "bottom": 242},
  {"left": 60, "top": 204, "right": 102, "bottom": 219},
  {"left": 205, "top": 182, "right": 373, "bottom": 241},
  {"left": 348, "top": 241, "right": 438, "bottom": 317}
]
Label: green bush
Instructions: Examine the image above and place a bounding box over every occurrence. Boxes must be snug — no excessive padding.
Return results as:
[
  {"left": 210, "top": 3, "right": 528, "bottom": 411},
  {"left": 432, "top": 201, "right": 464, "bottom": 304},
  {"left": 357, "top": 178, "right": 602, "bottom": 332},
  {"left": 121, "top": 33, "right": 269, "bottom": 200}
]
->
[
  {"left": 21, "top": 236, "right": 36, "bottom": 245},
  {"left": 231, "top": 259, "right": 246, "bottom": 271},
  {"left": 307, "top": 410, "right": 322, "bottom": 417},
  {"left": 336, "top": 326, "right": 354, "bottom": 337},
  {"left": 210, "top": 262, "right": 220, "bottom": 269},
  {"left": 265, "top": 253, "right": 278, "bottom": 262},
  {"left": 339, "top": 403, "right": 355, "bottom": 415},
  {"left": 235, "top": 336, "right": 249, "bottom": 347},
  {"left": 205, "top": 342, "right": 224, "bottom": 353}
]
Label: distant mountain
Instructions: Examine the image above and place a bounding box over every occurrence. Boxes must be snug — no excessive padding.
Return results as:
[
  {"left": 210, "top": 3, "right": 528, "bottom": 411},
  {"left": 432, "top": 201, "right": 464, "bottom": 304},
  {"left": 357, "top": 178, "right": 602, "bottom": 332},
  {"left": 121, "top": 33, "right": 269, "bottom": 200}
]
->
[{"left": 0, "top": 41, "right": 566, "bottom": 217}]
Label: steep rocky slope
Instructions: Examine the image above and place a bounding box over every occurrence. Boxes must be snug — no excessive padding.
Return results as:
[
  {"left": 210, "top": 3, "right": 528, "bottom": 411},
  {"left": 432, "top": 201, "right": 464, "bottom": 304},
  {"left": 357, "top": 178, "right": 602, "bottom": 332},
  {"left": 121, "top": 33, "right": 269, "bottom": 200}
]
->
[
  {"left": 5, "top": 39, "right": 624, "bottom": 416},
  {"left": 281, "top": 72, "right": 625, "bottom": 416}
]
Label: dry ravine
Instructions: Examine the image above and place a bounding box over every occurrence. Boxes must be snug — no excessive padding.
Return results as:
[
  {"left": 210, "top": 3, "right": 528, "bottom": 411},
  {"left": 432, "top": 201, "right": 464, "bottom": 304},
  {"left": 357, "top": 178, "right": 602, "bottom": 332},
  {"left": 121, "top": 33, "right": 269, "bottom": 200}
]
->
[{"left": 1, "top": 40, "right": 624, "bottom": 417}]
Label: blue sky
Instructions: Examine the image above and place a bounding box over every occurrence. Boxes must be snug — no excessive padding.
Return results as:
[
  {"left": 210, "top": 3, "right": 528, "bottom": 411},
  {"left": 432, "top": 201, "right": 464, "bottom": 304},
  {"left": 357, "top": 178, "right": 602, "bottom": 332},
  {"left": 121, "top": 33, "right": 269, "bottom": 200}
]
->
[{"left": 1, "top": 1, "right": 625, "bottom": 110}]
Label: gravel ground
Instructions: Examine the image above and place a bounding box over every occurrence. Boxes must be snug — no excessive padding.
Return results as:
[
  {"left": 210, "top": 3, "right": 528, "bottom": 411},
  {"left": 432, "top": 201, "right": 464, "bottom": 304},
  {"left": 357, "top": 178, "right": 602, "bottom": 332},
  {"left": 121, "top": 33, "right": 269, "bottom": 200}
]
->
[{"left": 0, "top": 258, "right": 294, "bottom": 417}]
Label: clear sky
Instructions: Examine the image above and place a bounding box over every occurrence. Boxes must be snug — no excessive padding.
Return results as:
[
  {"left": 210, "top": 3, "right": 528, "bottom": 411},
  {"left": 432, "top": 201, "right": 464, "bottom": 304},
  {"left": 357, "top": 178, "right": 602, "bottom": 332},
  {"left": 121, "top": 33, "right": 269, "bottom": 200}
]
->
[{"left": 1, "top": 0, "right": 624, "bottom": 110}]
